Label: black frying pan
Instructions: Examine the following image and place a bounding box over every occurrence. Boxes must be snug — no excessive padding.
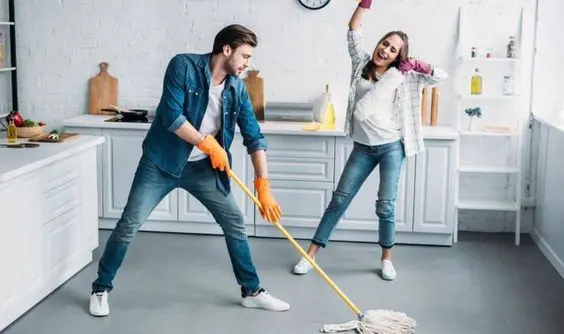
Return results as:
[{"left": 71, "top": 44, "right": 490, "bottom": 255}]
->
[{"left": 102, "top": 105, "right": 148, "bottom": 120}]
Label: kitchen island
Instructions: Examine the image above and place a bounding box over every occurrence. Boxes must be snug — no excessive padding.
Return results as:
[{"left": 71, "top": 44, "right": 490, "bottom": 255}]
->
[
  {"left": 64, "top": 114, "right": 459, "bottom": 246},
  {"left": 0, "top": 135, "right": 104, "bottom": 331}
]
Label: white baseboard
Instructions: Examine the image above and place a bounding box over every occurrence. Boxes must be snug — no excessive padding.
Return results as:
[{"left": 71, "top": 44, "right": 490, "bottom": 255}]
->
[{"left": 531, "top": 229, "right": 564, "bottom": 279}]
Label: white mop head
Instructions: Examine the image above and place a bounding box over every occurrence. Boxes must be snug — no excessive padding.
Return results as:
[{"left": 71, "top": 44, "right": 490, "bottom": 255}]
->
[{"left": 321, "top": 309, "right": 416, "bottom": 334}]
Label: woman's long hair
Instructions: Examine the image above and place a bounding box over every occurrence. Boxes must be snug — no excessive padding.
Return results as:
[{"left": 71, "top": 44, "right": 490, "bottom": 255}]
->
[{"left": 361, "top": 31, "right": 409, "bottom": 81}]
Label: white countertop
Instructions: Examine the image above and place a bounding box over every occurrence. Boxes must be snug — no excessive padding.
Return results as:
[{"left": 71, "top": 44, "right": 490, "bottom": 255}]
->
[
  {"left": 62, "top": 114, "right": 459, "bottom": 139},
  {"left": 0, "top": 135, "right": 105, "bottom": 183},
  {"left": 62, "top": 114, "right": 347, "bottom": 136},
  {"left": 422, "top": 125, "right": 459, "bottom": 140}
]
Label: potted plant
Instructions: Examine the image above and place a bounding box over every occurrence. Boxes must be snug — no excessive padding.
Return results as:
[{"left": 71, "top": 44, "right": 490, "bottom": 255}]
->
[{"left": 464, "top": 107, "right": 482, "bottom": 131}]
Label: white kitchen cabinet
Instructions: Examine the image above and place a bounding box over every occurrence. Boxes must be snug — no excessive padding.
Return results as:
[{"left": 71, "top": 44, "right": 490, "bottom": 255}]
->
[
  {"left": 62, "top": 115, "right": 459, "bottom": 245},
  {"left": 413, "top": 140, "right": 457, "bottom": 234},
  {"left": 177, "top": 134, "right": 254, "bottom": 233},
  {"left": 330, "top": 137, "right": 456, "bottom": 246},
  {"left": 0, "top": 175, "right": 43, "bottom": 332},
  {"left": 255, "top": 180, "right": 334, "bottom": 228},
  {"left": 0, "top": 136, "right": 103, "bottom": 331},
  {"left": 253, "top": 134, "right": 337, "bottom": 239},
  {"left": 334, "top": 138, "right": 414, "bottom": 233},
  {"left": 65, "top": 127, "right": 104, "bottom": 217},
  {"left": 103, "top": 129, "right": 178, "bottom": 221}
]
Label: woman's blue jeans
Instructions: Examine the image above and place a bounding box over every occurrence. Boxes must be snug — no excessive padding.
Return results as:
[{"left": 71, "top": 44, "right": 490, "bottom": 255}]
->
[{"left": 312, "top": 140, "right": 405, "bottom": 249}]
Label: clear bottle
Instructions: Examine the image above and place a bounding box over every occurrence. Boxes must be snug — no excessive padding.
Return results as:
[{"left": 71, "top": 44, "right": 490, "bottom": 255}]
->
[
  {"left": 0, "top": 32, "right": 5, "bottom": 67},
  {"left": 7, "top": 117, "right": 17, "bottom": 144},
  {"left": 471, "top": 68, "right": 482, "bottom": 95},
  {"left": 486, "top": 47, "right": 493, "bottom": 58},
  {"left": 507, "top": 36, "right": 516, "bottom": 58},
  {"left": 502, "top": 75, "right": 514, "bottom": 95}
]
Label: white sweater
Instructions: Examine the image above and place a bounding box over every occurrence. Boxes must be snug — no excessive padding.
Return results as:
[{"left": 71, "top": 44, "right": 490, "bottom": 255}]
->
[
  {"left": 352, "top": 68, "right": 404, "bottom": 146},
  {"left": 345, "top": 29, "right": 448, "bottom": 156}
]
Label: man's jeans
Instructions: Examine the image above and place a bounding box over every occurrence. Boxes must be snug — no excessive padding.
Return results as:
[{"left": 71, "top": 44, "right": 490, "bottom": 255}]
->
[
  {"left": 92, "top": 155, "right": 260, "bottom": 296},
  {"left": 312, "top": 140, "right": 405, "bottom": 249}
]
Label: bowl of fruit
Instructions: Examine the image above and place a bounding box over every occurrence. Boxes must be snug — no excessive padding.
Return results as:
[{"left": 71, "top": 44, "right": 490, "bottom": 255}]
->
[{"left": 4, "top": 111, "right": 47, "bottom": 138}]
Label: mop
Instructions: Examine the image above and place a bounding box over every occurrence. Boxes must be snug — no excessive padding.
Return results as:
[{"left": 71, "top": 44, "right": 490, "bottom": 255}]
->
[{"left": 228, "top": 170, "right": 416, "bottom": 334}]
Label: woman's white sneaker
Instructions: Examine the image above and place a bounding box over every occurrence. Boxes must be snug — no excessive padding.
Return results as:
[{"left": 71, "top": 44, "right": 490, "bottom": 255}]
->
[
  {"left": 89, "top": 291, "right": 110, "bottom": 317},
  {"left": 381, "top": 259, "right": 396, "bottom": 281},
  {"left": 241, "top": 289, "right": 290, "bottom": 312},
  {"left": 293, "top": 256, "right": 314, "bottom": 275}
]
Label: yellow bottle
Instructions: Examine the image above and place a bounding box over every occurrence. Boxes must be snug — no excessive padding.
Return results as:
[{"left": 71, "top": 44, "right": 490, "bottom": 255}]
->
[
  {"left": 471, "top": 68, "right": 482, "bottom": 95},
  {"left": 319, "top": 84, "right": 336, "bottom": 130},
  {"left": 7, "top": 118, "right": 17, "bottom": 144},
  {"left": 303, "top": 84, "right": 336, "bottom": 131}
]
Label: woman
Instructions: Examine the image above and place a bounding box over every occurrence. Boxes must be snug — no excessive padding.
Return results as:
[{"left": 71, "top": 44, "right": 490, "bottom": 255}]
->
[{"left": 292, "top": 0, "right": 447, "bottom": 280}]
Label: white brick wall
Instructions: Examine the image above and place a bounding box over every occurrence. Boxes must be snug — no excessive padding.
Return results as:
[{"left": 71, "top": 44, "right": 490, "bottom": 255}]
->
[{"left": 0, "top": 0, "right": 545, "bottom": 233}]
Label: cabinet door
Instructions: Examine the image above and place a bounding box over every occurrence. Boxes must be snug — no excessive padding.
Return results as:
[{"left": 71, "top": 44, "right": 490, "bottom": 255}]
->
[
  {"left": 254, "top": 180, "right": 334, "bottom": 229},
  {"left": 413, "top": 140, "right": 456, "bottom": 234},
  {"left": 64, "top": 127, "right": 104, "bottom": 217},
  {"left": 178, "top": 135, "right": 254, "bottom": 232},
  {"left": 334, "top": 138, "right": 414, "bottom": 232},
  {"left": 0, "top": 175, "right": 43, "bottom": 329},
  {"left": 103, "top": 130, "right": 178, "bottom": 221}
]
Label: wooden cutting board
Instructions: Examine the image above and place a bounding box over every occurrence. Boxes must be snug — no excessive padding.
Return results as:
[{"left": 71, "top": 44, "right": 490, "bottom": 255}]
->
[
  {"left": 243, "top": 70, "right": 265, "bottom": 121},
  {"left": 29, "top": 133, "right": 80, "bottom": 143},
  {"left": 88, "top": 62, "right": 118, "bottom": 115}
]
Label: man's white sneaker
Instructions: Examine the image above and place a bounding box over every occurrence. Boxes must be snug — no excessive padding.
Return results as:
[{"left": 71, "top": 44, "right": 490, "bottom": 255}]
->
[
  {"left": 293, "top": 256, "right": 314, "bottom": 275},
  {"left": 381, "top": 259, "right": 396, "bottom": 281},
  {"left": 241, "top": 289, "right": 290, "bottom": 312},
  {"left": 89, "top": 291, "right": 110, "bottom": 317}
]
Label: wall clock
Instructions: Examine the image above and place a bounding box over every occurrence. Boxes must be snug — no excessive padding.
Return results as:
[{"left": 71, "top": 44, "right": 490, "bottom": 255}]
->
[{"left": 298, "top": 0, "right": 331, "bottom": 10}]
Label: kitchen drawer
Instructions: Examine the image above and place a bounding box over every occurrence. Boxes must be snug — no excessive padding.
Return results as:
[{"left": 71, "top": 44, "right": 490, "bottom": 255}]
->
[
  {"left": 36, "top": 157, "right": 82, "bottom": 224},
  {"left": 265, "top": 135, "right": 335, "bottom": 159},
  {"left": 267, "top": 156, "right": 334, "bottom": 182},
  {"left": 38, "top": 157, "right": 81, "bottom": 194},
  {"left": 255, "top": 180, "right": 333, "bottom": 228},
  {"left": 41, "top": 177, "right": 81, "bottom": 225}
]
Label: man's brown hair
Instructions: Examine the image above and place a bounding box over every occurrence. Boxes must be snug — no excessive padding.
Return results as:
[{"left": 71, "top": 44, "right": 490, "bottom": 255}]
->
[{"left": 212, "top": 24, "right": 258, "bottom": 54}]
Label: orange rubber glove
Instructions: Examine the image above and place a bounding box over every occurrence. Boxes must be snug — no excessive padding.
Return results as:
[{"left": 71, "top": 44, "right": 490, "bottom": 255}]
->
[
  {"left": 254, "top": 177, "right": 283, "bottom": 224},
  {"left": 196, "top": 135, "right": 231, "bottom": 172}
]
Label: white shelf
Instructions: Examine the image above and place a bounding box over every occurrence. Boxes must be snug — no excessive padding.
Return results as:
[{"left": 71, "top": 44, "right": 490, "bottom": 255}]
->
[
  {"left": 458, "top": 198, "right": 519, "bottom": 211},
  {"left": 460, "top": 57, "right": 518, "bottom": 63},
  {"left": 0, "top": 22, "right": 14, "bottom": 26},
  {"left": 0, "top": 67, "right": 15, "bottom": 72},
  {"left": 459, "top": 94, "right": 519, "bottom": 100},
  {"left": 459, "top": 165, "right": 519, "bottom": 174},
  {"left": 459, "top": 130, "right": 519, "bottom": 137},
  {"left": 456, "top": 6, "right": 527, "bottom": 245}
]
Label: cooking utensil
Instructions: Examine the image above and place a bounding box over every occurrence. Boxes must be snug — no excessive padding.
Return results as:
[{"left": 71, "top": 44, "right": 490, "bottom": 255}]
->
[
  {"left": 0, "top": 143, "right": 40, "bottom": 148},
  {"left": 88, "top": 62, "right": 118, "bottom": 115},
  {"left": 28, "top": 133, "right": 79, "bottom": 143},
  {"left": 243, "top": 69, "right": 265, "bottom": 121},
  {"left": 421, "top": 87, "right": 429, "bottom": 126},
  {"left": 430, "top": 87, "right": 439, "bottom": 126},
  {"left": 102, "top": 105, "right": 149, "bottom": 121}
]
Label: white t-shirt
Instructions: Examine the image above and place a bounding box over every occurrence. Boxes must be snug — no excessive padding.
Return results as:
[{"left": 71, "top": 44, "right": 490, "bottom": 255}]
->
[
  {"left": 188, "top": 82, "right": 225, "bottom": 161},
  {"left": 352, "top": 78, "right": 401, "bottom": 146}
]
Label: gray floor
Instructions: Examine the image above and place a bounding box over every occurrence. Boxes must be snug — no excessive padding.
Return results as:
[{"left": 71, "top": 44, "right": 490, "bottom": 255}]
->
[{"left": 3, "top": 230, "right": 564, "bottom": 334}]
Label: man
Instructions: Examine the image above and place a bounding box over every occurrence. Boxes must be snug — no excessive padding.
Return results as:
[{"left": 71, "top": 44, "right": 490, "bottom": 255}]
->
[{"left": 89, "top": 24, "right": 289, "bottom": 316}]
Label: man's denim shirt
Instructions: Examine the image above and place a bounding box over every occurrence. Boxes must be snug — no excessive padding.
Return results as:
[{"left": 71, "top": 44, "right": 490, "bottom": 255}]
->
[{"left": 142, "top": 53, "right": 267, "bottom": 195}]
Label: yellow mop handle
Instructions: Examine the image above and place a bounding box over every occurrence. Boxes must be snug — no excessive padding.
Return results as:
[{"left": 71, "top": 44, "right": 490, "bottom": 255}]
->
[{"left": 228, "top": 170, "right": 362, "bottom": 316}]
